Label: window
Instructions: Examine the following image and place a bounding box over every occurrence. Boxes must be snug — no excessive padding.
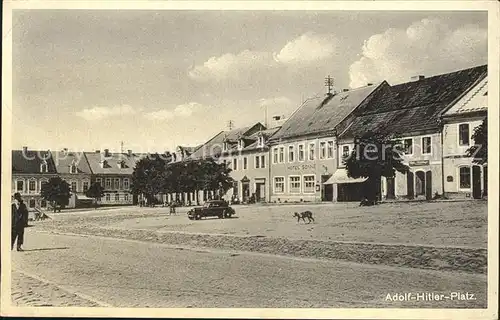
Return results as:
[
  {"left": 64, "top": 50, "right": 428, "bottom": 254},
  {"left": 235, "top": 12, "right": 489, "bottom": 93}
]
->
[
  {"left": 274, "top": 177, "right": 285, "bottom": 193},
  {"left": 70, "top": 164, "right": 77, "bottom": 174},
  {"left": 289, "top": 176, "right": 301, "bottom": 194},
  {"left": 422, "top": 137, "right": 432, "bottom": 155},
  {"left": 273, "top": 148, "right": 278, "bottom": 164},
  {"left": 342, "top": 145, "right": 350, "bottom": 158},
  {"left": 16, "top": 180, "right": 24, "bottom": 192},
  {"left": 309, "top": 143, "right": 315, "bottom": 161},
  {"left": 105, "top": 178, "right": 112, "bottom": 189},
  {"left": 96, "top": 178, "right": 103, "bottom": 187},
  {"left": 83, "top": 181, "right": 89, "bottom": 192},
  {"left": 222, "top": 142, "right": 228, "bottom": 152},
  {"left": 327, "top": 141, "right": 334, "bottom": 159},
  {"left": 29, "top": 199, "right": 36, "bottom": 208},
  {"left": 279, "top": 147, "right": 285, "bottom": 163},
  {"left": 257, "top": 136, "right": 264, "bottom": 147},
  {"left": 115, "top": 193, "right": 120, "bottom": 201},
  {"left": 71, "top": 181, "right": 77, "bottom": 192},
  {"left": 255, "top": 155, "right": 261, "bottom": 168},
  {"left": 114, "top": 178, "right": 120, "bottom": 189},
  {"left": 233, "top": 158, "right": 238, "bottom": 170},
  {"left": 298, "top": 144, "right": 305, "bottom": 161},
  {"left": 40, "top": 162, "right": 47, "bottom": 173},
  {"left": 243, "top": 157, "right": 248, "bottom": 169},
  {"left": 459, "top": 124, "right": 470, "bottom": 146},
  {"left": 124, "top": 194, "right": 129, "bottom": 202},
  {"left": 123, "top": 178, "right": 129, "bottom": 189},
  {"left": 288, "top": 145, "right": 295, "bottom": 162},
  {"left": 260, "top": 155, "right": 266, "bottom": 168},
  {"left": 29, "top": 180, "right": 36, "bottom": 192},
  {"left": 320, "top": 142, "right": 326, "bottom": 159},
  {"left": 238, "top": 139, "right": 244, "bottom": 150},
  {"left": 459, "top": 167, "right": 471, "bottom": 189},
  {"left": 105, "top": 194, "right": 111, "bottom": 201},
  {"left": 403, "top": 138, "right": 413, "bottom": 155},
  {"left": 41, "top": 199, "right": 47, "bottom": 208},
  {"left": 303, "top": 175, "right": 316, "bottom": 193}
]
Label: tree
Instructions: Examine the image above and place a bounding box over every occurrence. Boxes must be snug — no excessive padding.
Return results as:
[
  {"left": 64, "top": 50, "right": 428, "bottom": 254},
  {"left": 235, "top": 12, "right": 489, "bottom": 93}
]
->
[
  {"left": 467, "top": 118, "right": 487, "bottom": 165},
  {"left": 131, "top": 154, "right": 169, "bottom": 206},
  {"left": 344, "top": 132, "right": 409, "bottom": 205},
  {"left": 85, "top": 182, "right": 105, "bottom": 209},
  {"left": 40, "top": 177, "right": 71, "bottom": 212}
]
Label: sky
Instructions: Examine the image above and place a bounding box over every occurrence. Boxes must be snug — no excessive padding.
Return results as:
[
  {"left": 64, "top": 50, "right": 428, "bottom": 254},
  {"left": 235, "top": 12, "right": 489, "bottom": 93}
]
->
[{"left": 11, "top": 10, "right": 487, "bottom": 153}]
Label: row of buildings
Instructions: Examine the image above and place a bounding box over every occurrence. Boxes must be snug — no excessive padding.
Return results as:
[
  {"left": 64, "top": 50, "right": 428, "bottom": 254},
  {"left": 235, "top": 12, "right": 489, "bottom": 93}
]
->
[{"left": 12, "top": 64, "right": 488, "bottom": 208}]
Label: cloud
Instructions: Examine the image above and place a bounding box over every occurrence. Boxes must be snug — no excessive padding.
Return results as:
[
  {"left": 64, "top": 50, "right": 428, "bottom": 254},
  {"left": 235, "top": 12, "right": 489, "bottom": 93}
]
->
[
  {"left": 349, "top": 18, "right": 487, "bottom": 88},
  {"left": 75, "top": 105, "right": 138, "bottom": 120},
  {"left": 144, "top": 102, "right": 206, "bottom": 120},
  {"left": 273, "top": 32, "right": 337, "bottom": 64},
  {"left": 188, "top": 50, "right": 275, "bottom": 82}
]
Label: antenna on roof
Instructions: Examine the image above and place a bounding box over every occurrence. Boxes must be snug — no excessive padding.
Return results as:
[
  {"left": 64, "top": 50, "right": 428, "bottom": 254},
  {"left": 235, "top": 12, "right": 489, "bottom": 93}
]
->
[
  {"left": 227, "top": 120, "right": 234, "bottom": 130},
  {"left": 120, "top": 141, "right": 124, "bottom": 154},
  {"left": 325, "top": 75, "right": 334, "bottom": 95}
]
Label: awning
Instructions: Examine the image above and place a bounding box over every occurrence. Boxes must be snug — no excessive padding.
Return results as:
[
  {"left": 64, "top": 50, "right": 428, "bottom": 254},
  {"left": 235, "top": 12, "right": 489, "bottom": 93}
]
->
[
  {"left": 76, "top": 195, "right": 93, "bottom": 200},
  {"left": 323, "top": 169, "right": 368, "bottom": 184}
]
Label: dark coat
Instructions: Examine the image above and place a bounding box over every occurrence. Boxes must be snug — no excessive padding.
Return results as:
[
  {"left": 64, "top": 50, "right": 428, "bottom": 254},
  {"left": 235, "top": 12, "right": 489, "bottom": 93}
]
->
[{"left": 12, "top": 201, "right": 28, "bottom": 229}]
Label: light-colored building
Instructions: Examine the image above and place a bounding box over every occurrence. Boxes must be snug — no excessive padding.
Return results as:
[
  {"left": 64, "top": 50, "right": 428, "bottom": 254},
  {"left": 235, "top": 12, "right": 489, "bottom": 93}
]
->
[
  {"left": 11, "top": 147, "right": 58, "bottom": 210},
  {"left": 441, "top": 75, "right": 487, "bottom": 199},
  {"left": 269, "top": 82, "right": 390, "bottom": 203},
  {"left": 85, "top": 149, "right": 142, "bottom": 205},
  {"left": 337, "top": 64, "right": 487, "bottom": 201},
  {"left": 187, "top": 122, "right": 267, "bottom": 204},
  {"left": 52, "top": 148, "right": 93, "bottom": 208}
]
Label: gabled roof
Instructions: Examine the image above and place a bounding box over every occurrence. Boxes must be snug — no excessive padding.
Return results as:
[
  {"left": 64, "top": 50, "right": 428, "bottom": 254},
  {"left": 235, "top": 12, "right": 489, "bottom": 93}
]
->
[
  {"left": 52, "top": 150, "right": 92, "bottom": 174},
  {"left": 187, "top": 122, "right": 266, "bottom": 159},
  {"left": 339, "top": 64, "right": 487, "bottom": 140},
  {"left": 84, "top": 151, "right": 144, "bottom": 175},
  {"left": 12, "top": 149, "right": 57, "bottom": 174},
  {"left": 243, "top": 127, "right": 281, "bottom": 152},
  {"left": 442, "top": 77, "right": 488, "bottom": 117},
  {"left": 270, "top": 83, "right": 387, "bottom": 141}
]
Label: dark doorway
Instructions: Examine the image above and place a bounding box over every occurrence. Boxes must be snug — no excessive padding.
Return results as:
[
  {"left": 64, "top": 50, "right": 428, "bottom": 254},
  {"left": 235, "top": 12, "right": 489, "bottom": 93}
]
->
[
  {"left": 425, "top": 171, "right": 432, "bottom": 200},
  {"left": 255, "top": 183, "right": 265, "bottom": 202},
  {"left": 472, "top": 165, "right": 482, "bottom": 199},
  {"left": 415, "top": 171, "right": 426, "bottom": 196},
  {"left": 242, "top": 183, "right": 250, "bottom": 202},
  {"left": 337, "top": 183, "right": 364, "bottom": 202},
  {"left": 483, "top": 166, "right": 488, "bottom": 197},
  {"left": 406, "top": 171, "right": 414, "bottom": 199},
  {"left": 321, "top": 175, "right": 333, "bottom": 201},
  {"left": 386, "top": 177, "right": 395, "bottom": 200}
]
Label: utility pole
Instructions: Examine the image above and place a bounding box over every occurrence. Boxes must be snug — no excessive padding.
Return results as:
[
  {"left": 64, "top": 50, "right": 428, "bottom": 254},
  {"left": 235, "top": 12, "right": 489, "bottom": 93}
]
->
[
  {"left": 325, "top": 75, "right": 334, "bottom": 95},
  {"left": 228, "top": 120, "right": 234, "bottom": 130}
]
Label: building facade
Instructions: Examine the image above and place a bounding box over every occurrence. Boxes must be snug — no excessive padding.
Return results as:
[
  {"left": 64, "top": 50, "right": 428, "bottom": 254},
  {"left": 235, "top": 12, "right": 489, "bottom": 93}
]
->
[
  {"left": 336, "top": 64, "right": 487, "bottom": 201},
  {"left": 269, "top": 83, "right": 390, "bottom": 203},
  {"left": 11, "top": 147, "right": 58, "bottom": 210},
  {"left": 441, "top": 76, "right": 487, "bottom": 199},
  {"left": 52, "top": 149, "right": 93, "bottom": 208},
  {"left": 85, "top": 149, "right": 141, "bottom": 205}
]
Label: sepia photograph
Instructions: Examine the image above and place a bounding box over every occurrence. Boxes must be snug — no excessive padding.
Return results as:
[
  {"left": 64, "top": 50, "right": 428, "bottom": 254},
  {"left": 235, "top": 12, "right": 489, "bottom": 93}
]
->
[{"left": 1, "top": 1, "right": 498, "bottom": 319}]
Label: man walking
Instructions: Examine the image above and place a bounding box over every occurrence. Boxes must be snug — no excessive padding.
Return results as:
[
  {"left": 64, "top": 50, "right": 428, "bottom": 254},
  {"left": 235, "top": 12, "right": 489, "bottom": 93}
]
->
[{"left": 12, "top": 192, "right": 28, "bottom": 251}]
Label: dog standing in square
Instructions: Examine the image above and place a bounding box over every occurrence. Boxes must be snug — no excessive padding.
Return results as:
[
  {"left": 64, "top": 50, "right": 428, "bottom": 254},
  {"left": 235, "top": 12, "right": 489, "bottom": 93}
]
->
[{"left": 293, "top": 211, "right": 315, "bottom": 224}]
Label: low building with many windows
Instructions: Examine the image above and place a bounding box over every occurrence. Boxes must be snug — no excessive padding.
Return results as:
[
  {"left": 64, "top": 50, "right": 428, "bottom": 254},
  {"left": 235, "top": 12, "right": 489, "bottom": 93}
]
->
[
  {"left": 441, "top": 75, "right": 487, "bottom": 199},
  {"left": 11, "top": 147, "right": 58, "bottom": 210},
  {"left": 84, "top": 149, "right": 141, "bottom": 205},
  {"left": 268, "top": 82, "right": 390, "bottom": 203},
  {"left": 337, "top": 64, "right": 487, "bottom": 201},
  {"left": 52, "top": 148, "right": 93, "bottom": 208}
]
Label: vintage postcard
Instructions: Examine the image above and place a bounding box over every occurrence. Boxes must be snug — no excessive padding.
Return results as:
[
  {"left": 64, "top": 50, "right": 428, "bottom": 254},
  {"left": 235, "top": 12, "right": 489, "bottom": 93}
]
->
[{"left": 1, "top": 1, "right": 499, "bottom": 319}]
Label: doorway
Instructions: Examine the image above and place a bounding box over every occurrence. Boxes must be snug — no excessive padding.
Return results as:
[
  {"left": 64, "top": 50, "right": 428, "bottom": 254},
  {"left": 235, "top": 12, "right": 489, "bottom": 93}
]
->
[
  {"left": 255, "top": 183, "right": 266, "bottom": 202},
  {"left": 415, "top": 171, "right": 426, "bottom": 197},
  {"left": 386, "top": 177, "right": 395, "bottom": 199},
  {"left": 406, "top": 171, "right": 414, "bottom": 199},
  {"left": 472, "top": 165, "right": 482, "bottom": 199},
  {"left": 321, "top": 175, "right": 333, "bottom": 201}
]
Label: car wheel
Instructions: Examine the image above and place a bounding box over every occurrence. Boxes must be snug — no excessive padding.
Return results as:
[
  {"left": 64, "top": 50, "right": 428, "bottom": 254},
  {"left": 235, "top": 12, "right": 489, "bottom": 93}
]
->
[
  {"left": 195, "top": 213, "right": 202, "bottom": 220},
  {"left": 224, "top": 210, "right": 231, "bottom": 218}
]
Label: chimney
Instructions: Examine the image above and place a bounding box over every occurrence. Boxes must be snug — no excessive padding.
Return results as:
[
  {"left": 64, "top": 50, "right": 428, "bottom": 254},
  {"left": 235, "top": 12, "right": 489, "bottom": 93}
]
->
[
  {"left": 342, "top": 88, "right": 349, "bottom": 92},
  {"left": 272, "top": 116, "right": 281, "bottom": 121},
  {"left": 366, "top": 83, "right": 373, "bottom": 86},
  {"left": 95, "top": 150, "right": 100, "bottom": 153},
  {"left": 128, "top": 149, "right": 133, "bottom": 156},
  {"left": 22, "top": 146, "right": 28, "bottom": 153},
  {"left": 104, "top": 149, "right": 110, "bottom": 157},
  {"left": 411, "top": 75, "right": 425, "bottom": 82}
]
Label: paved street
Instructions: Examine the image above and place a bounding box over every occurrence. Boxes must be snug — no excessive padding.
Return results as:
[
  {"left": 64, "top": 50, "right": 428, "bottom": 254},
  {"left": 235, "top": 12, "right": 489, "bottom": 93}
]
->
[{"left": 11, "top": 229, "right": 487, "bottom": 308}]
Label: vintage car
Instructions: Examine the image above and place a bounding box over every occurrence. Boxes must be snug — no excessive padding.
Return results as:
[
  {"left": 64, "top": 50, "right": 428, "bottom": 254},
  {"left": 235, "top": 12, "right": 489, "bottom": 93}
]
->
[{"left": 187, "top": 200, "right": 236, "bottom": 220}]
